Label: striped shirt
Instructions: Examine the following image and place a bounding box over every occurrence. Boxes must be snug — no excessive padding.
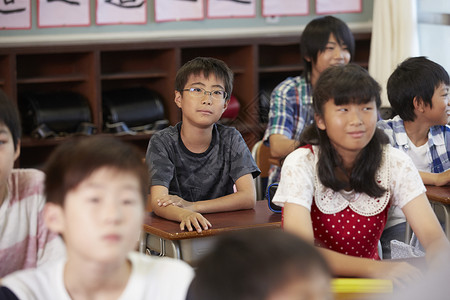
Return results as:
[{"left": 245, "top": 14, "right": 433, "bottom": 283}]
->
[
  {"left": 263, "top": 76, "right": 314, "bottom": 185},
  {"left": 0, "top": 169, "right": 65, "bottom": 277}
]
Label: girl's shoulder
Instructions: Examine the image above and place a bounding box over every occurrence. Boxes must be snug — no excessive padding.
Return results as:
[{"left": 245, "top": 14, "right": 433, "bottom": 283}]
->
[{"left": 284, "top": 145, "right": 317, "bottom": 166}]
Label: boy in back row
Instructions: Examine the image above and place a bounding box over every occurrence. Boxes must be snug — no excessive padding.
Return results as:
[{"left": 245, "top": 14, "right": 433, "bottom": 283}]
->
[
  {"left": 1, "top": 136, "right": 194, "bottom": 299},
  {"left": 147, "top": 57, "right": 260, "bottom": 233},
  {"left": 378, "top": 56, "right": 450, "bottom": 258}
]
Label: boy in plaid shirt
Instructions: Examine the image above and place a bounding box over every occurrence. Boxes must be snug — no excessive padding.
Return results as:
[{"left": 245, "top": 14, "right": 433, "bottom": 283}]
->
[{"left": 378, "top": 56, "right": 450, "bottom": 258}]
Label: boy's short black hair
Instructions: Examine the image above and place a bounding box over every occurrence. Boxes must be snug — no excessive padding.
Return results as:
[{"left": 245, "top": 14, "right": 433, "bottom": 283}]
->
[
  {"left": 186, "top": 229, "right": 331, "bottom": 300},
  {"left": 387, "top": 56, "right": 450, "bottom": 121},
  {"left": 44, "top": 135, "right": 149, "bottom": 207},
  {"left": 0, "top": 90, "right": 21, "bottom": 151},
  {"left": 175, "top": 57, "right": 233, "bottom": 100},
  {"left": 300, "top": 15, "right": 355, "bottom": 83}
]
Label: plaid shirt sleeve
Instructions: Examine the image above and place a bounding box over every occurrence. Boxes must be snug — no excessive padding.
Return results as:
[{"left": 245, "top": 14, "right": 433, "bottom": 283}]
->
[
  {"left": 428, "top": 125, "right": 450, "bottom": 173},
  {"left": 263, "top": 76, "right": 313, "bottom": 145},
  {"left": 378, "top": 117, "right": 450, "bottom": 173}
]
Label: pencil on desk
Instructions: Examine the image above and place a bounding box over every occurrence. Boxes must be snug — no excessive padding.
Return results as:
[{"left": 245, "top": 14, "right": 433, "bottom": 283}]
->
[{"left": 332, "top": 278, "right": 393, "bottom": 294}]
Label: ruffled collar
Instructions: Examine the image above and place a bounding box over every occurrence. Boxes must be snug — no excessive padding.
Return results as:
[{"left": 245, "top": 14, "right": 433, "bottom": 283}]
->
[{"left": 314, "top": 146, "right": 391, "bottom": 216}]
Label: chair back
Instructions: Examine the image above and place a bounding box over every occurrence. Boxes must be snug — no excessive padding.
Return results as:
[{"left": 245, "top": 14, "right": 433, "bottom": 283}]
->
[{"left": 251, "top": 140, "right": 272, "bottom": 200}]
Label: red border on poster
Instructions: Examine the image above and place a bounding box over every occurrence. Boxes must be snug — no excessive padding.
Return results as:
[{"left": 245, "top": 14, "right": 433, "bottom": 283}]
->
[
  {"left": 154, "top": 0, "right": 204, "bottom": 23},
  {"left": 207, "top": 0, "right": 256, "bottom": 20},
  {"left": 261, "top": 0, "right": 309, "bottom": 17},
  {"left": 38, "top": 0, "right": 91, "bottom": 29},
  {"left": 96, "top": 0, "right": 147, "bottom": 26},
  {"left": 315, "top": 0, "right": 362, "bottom": 15},
  {"left": 0, "top": 0, "right": 31, "bottom": 30}
]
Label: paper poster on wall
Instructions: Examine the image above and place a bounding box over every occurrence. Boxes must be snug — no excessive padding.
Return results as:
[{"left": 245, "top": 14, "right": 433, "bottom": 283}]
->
[
  {"left": 262, "top": 0, "right": 309, "bottom": 17},
  {"left": 207, "top": 0, "right": 256, "bottom": 19},
  {"left": 0, "top": 0, "right": 31, "bottom": 29},
  {"left": 96, "top": 0, "right": 147, "bottom": 25},
  {"left": 316, "top": 0, "right": 361, "bottom": 14},
  {"left": 38, "top": 0, "right": 90, "bottom": 28},
  {"left": 154, "top": 0, "right": 203, "bottom": 23}
]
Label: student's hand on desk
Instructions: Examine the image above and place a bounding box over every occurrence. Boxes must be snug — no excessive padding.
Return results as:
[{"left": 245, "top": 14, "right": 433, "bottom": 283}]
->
[{"left": 179, "top": 211, "right": 212, "bottom": 233}]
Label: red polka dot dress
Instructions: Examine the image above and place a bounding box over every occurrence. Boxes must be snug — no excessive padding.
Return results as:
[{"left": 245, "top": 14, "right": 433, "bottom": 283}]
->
[
  {"left": 273, "top": 145, "right": 426, "bottom": 261},
  {"left": 311, "top": 204, "right": 388, "bottom": 259},
  {"left": 310, "top": 161, "right": 391, "bottom": 260}
]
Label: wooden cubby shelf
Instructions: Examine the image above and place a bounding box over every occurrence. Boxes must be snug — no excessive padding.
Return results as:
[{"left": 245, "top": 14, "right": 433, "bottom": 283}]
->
[{"left": 0, "top": 31, "right": 371, "bottom": 168}]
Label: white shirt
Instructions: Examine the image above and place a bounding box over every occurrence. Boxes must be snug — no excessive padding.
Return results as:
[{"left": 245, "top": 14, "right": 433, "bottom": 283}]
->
[
  {"left": 273, "top": 145, "right": 425, "bottom": 228},
  {"left": 2, "top": 252, "right": 194, "bottom": 300},
  {"left": 406, "top": 136, "right": 431, "bottom": 172}
]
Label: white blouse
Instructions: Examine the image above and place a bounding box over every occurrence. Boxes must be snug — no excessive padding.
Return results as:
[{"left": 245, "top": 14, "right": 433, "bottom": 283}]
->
[{"left": 273, "top": 145, "right": 426, "bottom": 216}]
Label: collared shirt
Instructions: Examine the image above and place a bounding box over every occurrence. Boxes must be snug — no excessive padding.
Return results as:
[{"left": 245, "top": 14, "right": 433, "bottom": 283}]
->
[
  {"left": 377, "top": 115, "right": 450, "bottom": 229},
  {"left": 377, "top": 115, "right": 450, "bottom": 173},
  {"left": 262, "top": 76, "right": 314, "bottom": 185}
]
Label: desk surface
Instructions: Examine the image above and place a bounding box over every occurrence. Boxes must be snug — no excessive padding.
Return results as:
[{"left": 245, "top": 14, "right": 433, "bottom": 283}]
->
[
  {"left": 426, "top": 185, "right": 450, "bottom": 204},
  {"left": 143, "top": 200, "right": 282, "bottom": 241}
]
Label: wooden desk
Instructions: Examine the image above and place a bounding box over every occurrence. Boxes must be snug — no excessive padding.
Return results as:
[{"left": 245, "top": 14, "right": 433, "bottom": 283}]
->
[
  {"left": 425, "top": 185, "right": 450, "bottom": 238},
  {"left": 141, "top": 201, "right": 282, "bottom": 264}
]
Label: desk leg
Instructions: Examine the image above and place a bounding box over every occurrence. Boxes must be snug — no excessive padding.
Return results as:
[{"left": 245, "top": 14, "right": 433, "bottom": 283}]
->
[
  {"left": 145, "top": 233, "right": 182, "bottom": 259},
  {"left": 158, "top": 238, "right": 165, "bottom": 257},
  {"left": 139, "top": 231, "right": 147, "bottom": 253},
  {"left": 156, "top": 238, "right": 181, "bottom": 259},
  {"left": 431, "top": 202, "right": 450, "bottom": 239},
  {"left": 405, "top": 223, "right": 412, "bottom": 243},
  {"left": 164, "top": 239, "right": 181, "bottom": 259}
]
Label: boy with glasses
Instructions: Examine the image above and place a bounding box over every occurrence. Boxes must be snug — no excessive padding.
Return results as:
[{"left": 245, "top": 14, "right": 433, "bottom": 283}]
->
[{"left": 146, "top": 57, "right": 260, "bottom": 233}]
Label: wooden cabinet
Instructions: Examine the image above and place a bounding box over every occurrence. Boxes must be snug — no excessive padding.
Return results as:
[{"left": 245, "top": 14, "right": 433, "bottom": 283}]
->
[
  {"left": 0, "top": 32, "right": 370, "bottom": 168},
  {"left": 100, "top": 48, "right": 179, "bottom": 124}
]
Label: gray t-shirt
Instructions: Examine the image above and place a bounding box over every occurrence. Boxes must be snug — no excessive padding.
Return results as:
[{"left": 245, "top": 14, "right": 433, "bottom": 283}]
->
[{"left": 147, "top": 122, "right": 260, "bottom": 202}]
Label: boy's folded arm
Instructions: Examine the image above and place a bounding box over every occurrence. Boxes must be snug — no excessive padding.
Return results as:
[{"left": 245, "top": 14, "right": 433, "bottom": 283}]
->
[
  {"left": 150, "top": 185, "right": 211, "bottom": 232},
  {"left": 150, "top": 186, "right": 191, "bottom": 221},
  {"left": 192, "top": 173, "right": 256, "bottom": 214},
  {"left": 419, "top": 170, "right": 450, "bottom": 186}
]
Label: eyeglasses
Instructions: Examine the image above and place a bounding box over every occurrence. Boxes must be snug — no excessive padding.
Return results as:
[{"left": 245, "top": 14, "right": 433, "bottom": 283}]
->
[{"left": 180, "top": 87, "right": 228, "bottom": 101}]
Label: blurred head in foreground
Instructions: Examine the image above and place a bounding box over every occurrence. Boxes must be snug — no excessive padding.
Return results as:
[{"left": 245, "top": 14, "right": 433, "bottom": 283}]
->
[{"left": 187, "top": 228, "right": 332, "bottom": 300}]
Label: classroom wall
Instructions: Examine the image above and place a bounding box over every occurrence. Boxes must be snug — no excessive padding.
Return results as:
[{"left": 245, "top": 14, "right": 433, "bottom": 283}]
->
[
  {"left": 0, "top": 0, "right": 373, "bottom": 43},
  {"left": 417, "top": 0, "right": 450, "bottom": 73}
]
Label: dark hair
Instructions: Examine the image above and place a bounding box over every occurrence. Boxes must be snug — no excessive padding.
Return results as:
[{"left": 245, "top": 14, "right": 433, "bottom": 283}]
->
[
  {"left": 301, "top": 64, "right": 388, "bottom": 197},
  {"left": 44, "top": 136, "right": 148, "bottom": 206},
  {"left": 300, "top": 15, "right": 355, "bottom": 83},
  {"left": 387, "top": 56, "right": 450, "bottom": 121},
  {"left": 186, "top": 229, "right": 331, "bottom": 300},
  {"left": 0, "top": 90, "right": 21, "bottom": 151},
  {"left": 175, "top": 57, "right": 233, "bottom": 100}
]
